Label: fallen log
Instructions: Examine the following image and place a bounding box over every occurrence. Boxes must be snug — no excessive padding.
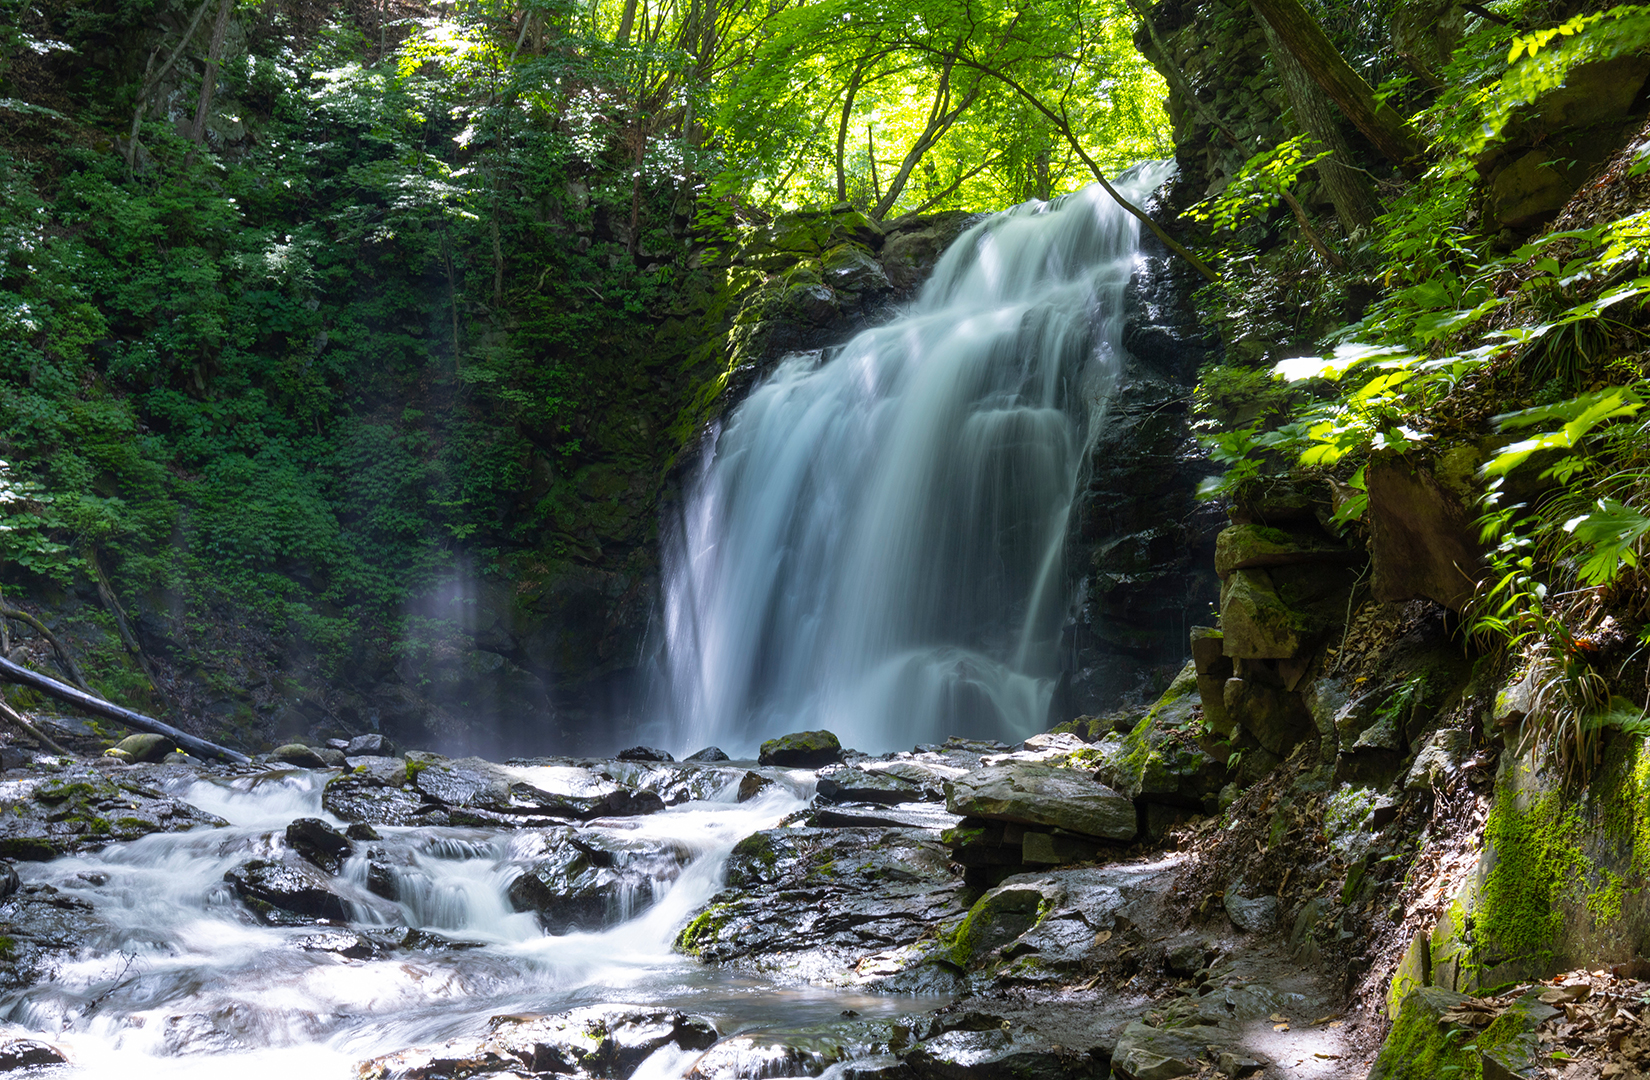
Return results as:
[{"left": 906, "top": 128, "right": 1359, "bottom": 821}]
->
[{"left": 0, "top": 656, "right": 250, "bottom": 764}]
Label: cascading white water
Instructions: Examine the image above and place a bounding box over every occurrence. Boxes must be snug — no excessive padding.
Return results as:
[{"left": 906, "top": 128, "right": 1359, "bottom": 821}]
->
[
  {"left": 0, "top": 770, "right": 826, "bottom": 1079},
  {"left": 659, "top": 164, "right": 1175, "bottom": 756}
]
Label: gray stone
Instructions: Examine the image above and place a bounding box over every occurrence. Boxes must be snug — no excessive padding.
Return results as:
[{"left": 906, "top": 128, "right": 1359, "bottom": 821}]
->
[
  {"left": 1165, "top": 942, "right": 1205, "bottom": 976},
  {"left": 945, "top": 763, "right": 1136, "bottom": 841},
  {"left": 1223, "top": 884, "right": 1278, "bottom": 933},
  {"left": 616, "top": 745, "right": 674, "bottom": 762},
  {"left": 1219, "top": 570, "right": 1304, "bottom": 659},
  {"left": 345, "top": 734, "right": 395, "bottom": 757},
  {"left": 817, "top": 764, "right": 924, "bottom": 804},
  {"left": 1404, "top": 728, "right": 1470, "bottom": 791},
  {"left": 1112, "top": 1020, "right": 1226, "bottom": 1080},
  {"left": 685, "top": 746, "right": 729, "bottom": 762},
  {"left": 271, "top": 744, "right": 329, "bottom": 768}
]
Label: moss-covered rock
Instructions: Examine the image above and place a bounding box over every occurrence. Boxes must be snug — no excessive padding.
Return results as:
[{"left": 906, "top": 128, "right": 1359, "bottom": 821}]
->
[{"left": 757, "top": 729, "right": 843, "bottom": 767}]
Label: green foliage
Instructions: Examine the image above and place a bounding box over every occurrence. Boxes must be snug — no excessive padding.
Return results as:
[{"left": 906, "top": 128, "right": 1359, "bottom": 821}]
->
[{"left": 1185, "top": 135, "right": 1331, "bottom": 235}]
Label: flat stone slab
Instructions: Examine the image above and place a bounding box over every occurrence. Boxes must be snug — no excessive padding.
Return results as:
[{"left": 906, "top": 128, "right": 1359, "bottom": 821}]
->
[{"left": 945, "top": 763, "right": 1136, "bottom": 841}]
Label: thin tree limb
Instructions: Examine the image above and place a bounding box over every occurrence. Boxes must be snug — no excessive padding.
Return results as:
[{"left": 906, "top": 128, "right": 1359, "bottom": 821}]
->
[
  {"left": 0, "top": 604, "right": 92, "bottom": 694},
  {"left": 125, "top": 0, "right": 215, "bottom": 165},
  {"left": 0, "top": 695, "right": 69, "bottom": 756}
]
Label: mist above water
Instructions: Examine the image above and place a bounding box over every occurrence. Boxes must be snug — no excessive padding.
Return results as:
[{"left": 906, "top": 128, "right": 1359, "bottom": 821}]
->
[{"left": 657, "top": 165, "right": 1174, "bottom": 756}]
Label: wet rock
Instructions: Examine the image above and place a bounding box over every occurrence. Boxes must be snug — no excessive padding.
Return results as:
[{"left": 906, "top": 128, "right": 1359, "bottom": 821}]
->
[
  {"left": 285, "top": 817, "right": 354, "bottom": 874},
  {"left": 822, "top": 244, "right": 892, "bottom": 293},
  {"left": 685, "top": 747, "right": 730, "bottom": 762},
  {"left": 0, "top": 771, "right": 229, "bottom": 860},
  {"left": 675, "top": 826, "right": 965, "bottom": 982},
  {"left": 737, "top": 771, "right": 772, "bottom": 801},
  {"left": 314, "top": 747, "right": 347, "bottom": 767},
  {"left": 360, "top": 1004, "right": 719, "bottom": 1080},
  {"left": 346, "top": 734, "right": 396, "bottom": 757},
  {"left": 323, "top": 763, "right": 427, "bottom": 827},
  {"left": 272, "top": 744, "right": 331, "bottom": 768},
  {"left": 413, "top": 758, "right": 666, "bottom": 824},
  {"left": 1112, "top": 1020, "right": 1230, "bottom": 1080},
  {"left": 0, "top": 883, "right": 110, "bottom": 992},
  {"left": 346, "top": 822, "right": 381, "bottom": 841},
  {"left": 225, "top": 857, "right": 350, "bottom": 923},
  {"left": 111, "top": 733, "right": 176, "bottom": 763},
  {"left": 0, "top": 1039, "right": 67, "bottom": 1070},
  {"left": 506, "top": 828, "right": 694, "bottom": 933},
  {"left": 0, "top": 861, "right": 17, "bottom": 900},
  {"left": 813, "top": 802, "right": 962, "bottom": 832},
  {"left": 688, "top": 1016, "right": 923, "bottom": 1080},
  {"left": 906, "top": 1025, "right": 1109, "bottom": 1079},
  {"left": 1222, "top": 883, "right": 1278, "bottom": 933},
  {"left": 817, "top": 764, "right": 924, "bottom": 804},
  {"left": 596, "top": 760, "right": 748, "bottom": 805},
  {"left": 1088, "top": 666, "right": 1225, "bottom": 809},
  {"left": 945, "top": 763, "right": 1136, "bottom": 842},
  {"left": 758, "top": 729, "right": 843, "bottom": 767},
  {"left": 1022, "top": 732, "right": 1086, "bottom": 753},
  {"left": 879, "top": 212, "right": 976, "bottom": 291},
  {"left": 292, "top": 929, "right": 391, "bottom": 960},
  {"left": 616, "top": 745, "right": 674, "bottom": 762}
]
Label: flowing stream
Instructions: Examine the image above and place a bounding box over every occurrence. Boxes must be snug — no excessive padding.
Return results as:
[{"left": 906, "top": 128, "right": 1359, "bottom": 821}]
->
[
  {"left": 658, "top": 165, "right": 1173, "bottom": 756},
  {"left": 0, "top": 769, "right": 919, "bottom": 1078}
]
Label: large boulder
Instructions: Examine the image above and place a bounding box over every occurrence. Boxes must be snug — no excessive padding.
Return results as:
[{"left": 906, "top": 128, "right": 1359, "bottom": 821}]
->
[
  {"left": 110, "top": 733, "right": 176, "bottom": 763},
  {"left": 506, "top": 828, "right": 694, "bottom": 933},
  {"left": 816, "top": 764, "right": 925, "bottom": 804},
  {"left": 945, "top": 763, "right": 1136, "bottom": 842},
  {"left": 0, "top": 772, "right": 228, "bottom": 860},
  {"left": 224, "top": 857, "right": 350, "bottom": 923},
  {"left": 674, "top": 826, "right": 966, "bottom": 988},
  {"left": 285, "top": 817, "right": 354, "bottom": 874},
  {"left": 757, "top": 730, "right": 843, "bottom": 767}
]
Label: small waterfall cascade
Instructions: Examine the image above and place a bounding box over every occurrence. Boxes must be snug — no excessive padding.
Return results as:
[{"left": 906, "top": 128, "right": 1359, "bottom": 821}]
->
[{"left": 659, "top": 163, "right": 1174, "bottom": 755}]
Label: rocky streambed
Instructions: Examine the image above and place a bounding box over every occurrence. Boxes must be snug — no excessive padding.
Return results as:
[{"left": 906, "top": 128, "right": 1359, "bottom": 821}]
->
[{"left": 0, "top": 728, "right": 1363, "bottom": 1079}]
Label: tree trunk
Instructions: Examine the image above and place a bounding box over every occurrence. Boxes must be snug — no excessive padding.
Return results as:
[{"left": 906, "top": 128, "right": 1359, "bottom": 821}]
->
[
  {"left": 616, "top": 0, "right": 638, "bottom": 44},
  {"left": 836, "top": 61, "right": 871, "bottom": 203},
  {"left": 125, "top": 0, "right": 215, "bottom": 167},
  {"left": 0, "top": 656, "right": 249, "bottom": 763},
  {"left": 1257, "top": 9, "right": 1382, "bottom": 233},
  {"left": 873, "top": 63, "right": 978, "bottom": 220},
  {"left": 1249, "top": 0, "right": 1425, "bottom": 172},
  {"left": 187, "top": 0, "right": 235, "bottom": 146}
]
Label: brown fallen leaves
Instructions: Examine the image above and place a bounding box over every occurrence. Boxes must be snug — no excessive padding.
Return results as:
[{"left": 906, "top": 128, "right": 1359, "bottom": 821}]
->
[{"left": 1443, "top": 968, "right": 1650, "bottom": 1079}]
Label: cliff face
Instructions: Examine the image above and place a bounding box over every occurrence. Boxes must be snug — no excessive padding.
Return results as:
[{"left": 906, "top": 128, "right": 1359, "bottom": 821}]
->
[{"left": 1121, "top": 0, "right": 1650, "bottom": 1059}]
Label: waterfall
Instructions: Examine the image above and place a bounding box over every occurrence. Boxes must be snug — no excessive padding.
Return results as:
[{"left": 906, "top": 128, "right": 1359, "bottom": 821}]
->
[{"left": 658, "top": 163, "right": 1175, "bottom": 756}]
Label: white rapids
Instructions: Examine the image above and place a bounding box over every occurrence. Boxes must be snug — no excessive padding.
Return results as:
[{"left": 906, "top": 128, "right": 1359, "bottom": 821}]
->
[
  {"left": 0, "top": 768, "right": 891, "bottom": 1079},
  {"left": 656, "top": 165, "right": 1173, "bottom": 757}
]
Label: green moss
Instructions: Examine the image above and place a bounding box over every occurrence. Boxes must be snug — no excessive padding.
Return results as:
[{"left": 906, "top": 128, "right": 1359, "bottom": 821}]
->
[
  {"left": 675, "top": 903, "right": 734, "bottom": 956},
  {"left": 0, "top": 836, "right": 60, "bottom": 861},
  {"left": 1479, "top": 786, "right": 1588, "bottom": 970},
  {"left": 1369, "top": 989, "right": 1480, "bottom": 1080},
  {"left": 0, "top": 936, "right": 15, "bottom": 960}
]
